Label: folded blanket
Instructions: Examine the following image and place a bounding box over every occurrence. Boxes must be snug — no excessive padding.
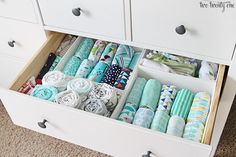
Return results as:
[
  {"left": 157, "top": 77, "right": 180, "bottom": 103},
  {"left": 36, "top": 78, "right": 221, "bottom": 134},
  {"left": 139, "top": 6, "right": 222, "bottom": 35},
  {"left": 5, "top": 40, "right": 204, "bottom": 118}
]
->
[
  {"left": 87, "top": 62, "right": 109, "bottom": 82},
  {"left": 183, "top": 121, "right": 205, "bottom": 142},
  {"left": 62, "top": 56, "right": 82, "bottom": 76},
  {"left": 55, "top": 35, "right": 77, "bottom": 57},
  {"left": 88, "top": 40, "right": 107, "bottom": 64},
  {"left": 113, "top": 68, "right": 133, "bottom": 90},
  {"left": 151, "top": 110, "right": 170, "bottom": 133},
  {"left": 81, "top": 98, "right": 108, "bottom": 116},
  {"left": 49, "top": 55, "right": 62, "bottom": 71},
  {"left": 112, "top": 45, "right": 134, "bottom": 69},
  {"left": 30, "top": 85, "right": 58, "bottom": 101},
  {"left": 139, "top": 79, "right": 162, "bottom": 111},
  {"left": 128, "top": 52, "right": 141, "bottom": 70},
  {"left": 118, "top": 103, "right": 137, "bottom": 123},
  {"left": 133, "top": 108, "right": 155, "bottom": 128},
  {"left": 100, "top": 43, "right": 118, "bottom": 65},
  {"left": 75, "top": 59, "right": 94, "bottom": 78},
  {"left": 167, "top": 115, "right": 185, "bottom": 137},
  {"left": 74, "top": 38, "right": 94, "bottom": 60},
  {"left": 42, "top": 71, "right": 72, "bottom": 92},
  {"left": 142, "top": 58, "right": 176, "bottom": 73},
  {"left": 157, "top": 85, "right": 178, "bottom": 114},
  {"left": 55, "top": 90, "right": 81, "bottom": 108},
  {"left": 170, "top": 89, "right": 194, "bottom": 120},
  {"left": 199, "top": 61, "right": 218, "bottom": 80},
  {"left": 101, "top": 64, "right": 122, "bottom": 86}
]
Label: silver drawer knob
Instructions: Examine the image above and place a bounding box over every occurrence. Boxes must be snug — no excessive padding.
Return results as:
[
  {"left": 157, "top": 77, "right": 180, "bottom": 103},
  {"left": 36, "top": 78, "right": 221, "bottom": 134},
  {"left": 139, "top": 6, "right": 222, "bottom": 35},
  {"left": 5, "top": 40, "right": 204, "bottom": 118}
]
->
[
  {"left": 175, "top": 25, "right": 186, "bottom": 35},
  {"left": 38, "top": 119, "right": 47, "bottom": 129},
  {"left": 8, "top": 40, "right": 15, "bottom": 47},
  {"left": 72, "top": 8, "right": 81, "bottom": 16}
]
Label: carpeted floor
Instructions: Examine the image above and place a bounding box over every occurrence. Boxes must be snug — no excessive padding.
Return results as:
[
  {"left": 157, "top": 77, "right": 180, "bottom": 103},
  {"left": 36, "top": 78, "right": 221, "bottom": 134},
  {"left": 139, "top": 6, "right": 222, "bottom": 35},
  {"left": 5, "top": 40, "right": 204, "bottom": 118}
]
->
[{"left": 0, "top": 99, "right": 235, "bottom": 157}]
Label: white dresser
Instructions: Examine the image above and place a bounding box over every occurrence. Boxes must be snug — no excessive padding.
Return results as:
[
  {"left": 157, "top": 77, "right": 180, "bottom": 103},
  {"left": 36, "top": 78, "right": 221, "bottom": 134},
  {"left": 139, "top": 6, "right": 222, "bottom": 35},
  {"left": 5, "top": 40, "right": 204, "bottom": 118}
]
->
[{"left": 0, "top": 0, "right": 236, "bottom": 157}]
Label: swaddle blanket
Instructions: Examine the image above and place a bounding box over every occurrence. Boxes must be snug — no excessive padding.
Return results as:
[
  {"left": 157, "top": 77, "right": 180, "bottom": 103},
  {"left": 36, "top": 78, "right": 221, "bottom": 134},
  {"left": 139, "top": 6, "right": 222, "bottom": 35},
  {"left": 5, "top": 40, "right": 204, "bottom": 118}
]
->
[
  {"left": 170, "top": 89, "right": 194, "bottom": 120},
  {"left": 55, "top": 35, "right": 77, "bottom": 57},
  {"left": 62, "top": 56, "right": 82, "bottom": 77},
  {"left": 88, "top": 83, "right": 118, "bottom": 112},
  {"left": 30, "top": 85, "right": 58, "bottom": 101},
  {"left": 55, "top": 90, "right": 81, "bottom": 108},
  {"left": 100, "top": 43, "right": 118, "bottom": 65},
  {"left": 75, "top": 38, "right": 94, "bottom": 60},
  {"left": 199, "top": 61, "right": 218, "bottom": 80},
  {"left": 101, "top": 64, "right": 122, "bottom": 86},
  {"left": 118, "top": 103, "right": 137, "bottom": 123},
  {"left": 151, "top": 110, "right": 170, "bottom": 133},
  {"left": 88, "top": 40, "right": 107, "bottom": 64},
  {"left": 75, "top": 59, "right": 94, "bottom": 78},
  {"left": 81, "top": 98, "right": 108, "bottom": 116},
  {"left": 42, "top": 71, "right": 72, "bottom": 92},
  {"left": 87, "top": 62, "right": 109, "bottom": 83},
  {"left": 112, "top": 45, "right": 134, "bottom": 69},
  {"left": 142, "top": 58, "right": 175, "bottom": 73},
  {"left": 167, "top": 115, "right": 185, "bottom": 137},
  {"left": 183, "top": 121, "right": 205, "bottom": 142},
  {"left": 128, "top": 52, "right": 141, "bottom": 70},
  {"left": 113, "top": 68, "right": 132, "bottom": 90},
  {"left": 139, "top": 79, "right": 162, "bottom": 111},
  {"left": 133, "top": 108, "right": 155, "bottom": 128}
]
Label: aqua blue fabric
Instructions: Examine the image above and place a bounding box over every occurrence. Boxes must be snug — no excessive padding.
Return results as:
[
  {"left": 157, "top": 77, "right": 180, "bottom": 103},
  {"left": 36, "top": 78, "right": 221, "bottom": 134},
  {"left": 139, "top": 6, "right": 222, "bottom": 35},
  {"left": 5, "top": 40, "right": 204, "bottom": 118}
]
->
[
  {"left": 118, "top": 103, "right": 137, "bottom": 123},
  {"left": 133, "top": 108, "right": 155, "bottom": 128},
  {"left": 100, "top": 43, "right": 118, "bottom": 65},
  {"left": 62, "top": 56, "right": 82, "bottom": 76},
  {"left": 128, "top": 52, "right": 141, "bottom": 70},
  {"left": 75, "top": 38, "right": 94, "bottom": 60},
  {"left": 87, "top": 62, "right": 109, "bottom": 82},
  {"left": 30, "top": 85, "right": 58, "bottom": 101},
  {"left": 75, "top": 59, "right": 94, "bottom": 78}
]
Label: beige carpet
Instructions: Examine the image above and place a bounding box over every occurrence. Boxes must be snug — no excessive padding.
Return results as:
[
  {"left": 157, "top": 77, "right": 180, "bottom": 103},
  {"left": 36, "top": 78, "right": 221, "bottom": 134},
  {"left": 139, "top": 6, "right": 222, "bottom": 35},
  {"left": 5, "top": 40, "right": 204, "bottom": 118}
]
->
[{"left": 0, "top": 99, "right": 235, "bottom": 157}]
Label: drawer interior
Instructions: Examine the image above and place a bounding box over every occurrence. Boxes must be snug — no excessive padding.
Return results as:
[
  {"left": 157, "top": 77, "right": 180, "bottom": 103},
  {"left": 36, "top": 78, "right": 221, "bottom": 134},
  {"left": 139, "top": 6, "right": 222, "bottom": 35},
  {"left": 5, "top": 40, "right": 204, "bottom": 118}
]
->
[{"left": 9, "top": 32, "right": 225, "bottom": 146}]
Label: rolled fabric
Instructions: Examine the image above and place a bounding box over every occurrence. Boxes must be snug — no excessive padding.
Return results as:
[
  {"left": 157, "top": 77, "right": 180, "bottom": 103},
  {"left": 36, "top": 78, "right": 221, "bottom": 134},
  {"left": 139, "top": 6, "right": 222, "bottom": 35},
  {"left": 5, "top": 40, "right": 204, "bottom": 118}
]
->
[
  {"left": 74, "top": 38, "right": 94, "bottom": 60},
  {"left": 170, "top": 89, "right": 194, "bottom": 120},
  {"left": 88, "top": 40, "right": 107, "bottom": 64},
  {"left": 75, "top": 59, "right": 94, "bottom": 78},
  {"left": 150, "top": 110, "right": 170, "bottom": 133},
  {"left": 49, "top": 55, "right": 62, "bottom": 71},
  {"left": 139, "top": 79, "right": 162, "bottom": 111},
  {"left": 37, "top": 53, "right": 57, "bottom": 80},
  {"left": 183, "top": 121, "right": 205, "bottom": 142},
  {"left": 81, "top": 98, "right": 108, "bottom": 116},
  {"left": 30, "top": 85, "right": 58, "bottom": 101},
  {"left": 101, "top": 64, "right": 122, "bottom": 86},
  {"left": 118, "top": 103, "right": 137, "bottom": 123},
  {"left": 142, "top": 58, "right": 176, "bottom": 73},
  {"left": 126, "top": 77, "right": 147, "bottom": 109},
  {"left": 187, "top": 92, "right": 211, "bottom": 125},
  {"left": 55, "top": 90, "right": 81, "bottom": 108},
  {"left": 113, "top": 68, "right": 133, "bottom": 90},
  {"left": 157, "top": 85, "right": 178, "bottom": 114},
  {"left": 18, "top": 76, "right": 38, "bottom": 95},
  {"left": 166, "top": 115, "right": 185, "bottom": 137},
  {"left": 55, "top": 35, "right": 77, "bottom": 57},
  {"left": 199, "top": 61, "right": 218, "bottom": 80},
  {"left": 128, "top": 52, "right": 141, "bottom": 70},
  {"left": 87, "top": 62, "right": 109, "bottom": 82},
  {"left": 88, "top": 83, "right": 118, "bottom": 112},
  {"left": 133, "top": 108, "right": 155, "bottom": 128},
  {"left": 67, "top": 78, "right": 94, "bottom": 97},
  {"left": 100, "top": 43, "right": 118, "bottom": 65},
  {"left": 112, "top": 45, "right": 134, "bottom": 69},
  {"left": 62, "top": 56, "right": 82, "bottom": 76},
  {"left": 42, "top": 71, "right": 72, "bottom": 91}
]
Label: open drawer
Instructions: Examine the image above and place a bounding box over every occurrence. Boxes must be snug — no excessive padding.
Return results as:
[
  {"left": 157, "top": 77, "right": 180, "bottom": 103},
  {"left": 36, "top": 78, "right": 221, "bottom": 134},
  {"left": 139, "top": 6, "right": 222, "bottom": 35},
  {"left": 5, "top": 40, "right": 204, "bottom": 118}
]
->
[{"left": 0, "top": 33, "right": 225, "bottom": 157}]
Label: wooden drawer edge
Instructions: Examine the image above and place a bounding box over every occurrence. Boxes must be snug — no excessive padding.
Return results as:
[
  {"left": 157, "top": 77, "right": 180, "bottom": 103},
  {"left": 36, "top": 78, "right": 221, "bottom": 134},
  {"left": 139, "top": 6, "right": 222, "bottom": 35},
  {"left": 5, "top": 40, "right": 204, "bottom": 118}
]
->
[{"left": 202, "top": 64, "right": 226, "bottom": 144}]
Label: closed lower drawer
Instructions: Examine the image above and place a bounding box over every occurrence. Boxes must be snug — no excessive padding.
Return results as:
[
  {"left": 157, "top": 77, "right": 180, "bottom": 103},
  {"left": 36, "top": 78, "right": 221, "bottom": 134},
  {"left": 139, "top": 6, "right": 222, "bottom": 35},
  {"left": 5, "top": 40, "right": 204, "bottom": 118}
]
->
[
  {"left": 38, "top": 0, "right": 125, "bottom": 40},
  {"left": 0, "top": 18, "right": 47, "bottom": 61},
  {"left": 0, "top": 33, "right": 225, "bottom": 157},
  {"left": 0, "top": 0, "right": 37, "bottom": 23},
  {"left": 131, "top": 0, "right": 236, "bottom": 64}
]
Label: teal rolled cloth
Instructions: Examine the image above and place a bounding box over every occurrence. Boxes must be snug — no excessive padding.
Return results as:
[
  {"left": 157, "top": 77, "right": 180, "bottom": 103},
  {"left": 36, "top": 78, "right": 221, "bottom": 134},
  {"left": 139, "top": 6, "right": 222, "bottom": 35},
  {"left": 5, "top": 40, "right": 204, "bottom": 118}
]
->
[
  {"left": 166, "top": 115, "right": 185, "bottom": 137},
  {"left": 62, "top": 56, "right": 82, "bottom": 76},
  {"left": 183, "top": 121, "right": 205, "bottom": 142},
  {"left": 74, "top": 38, "right": 94, "bottom": 60},
  {"left": 150, "top": 110, "right": 170, "bottom": 133},
  {"left": 170, "top": 89, "right": 194, "bottom": 120},
  {"left": 128, "top": 52, "right": 141, "bottom": 70},
  {"left": 139, "top": 79, "right": 162, "bottom": 111},
  {"left": 75, "top": 59, "right": 94, "bottom": 78},
  {"left": 112, "top": 45, "right": 134, "bottom": 69},
  {"left": 87, "top": 62, "right": 109, "bottom": 82},
  {"left": 118, "top": 103, "right": 137, "bottom": 123},
  {"left": 88, "top": 40, "right": 107, "bottom": 64},
  {"left": 30, "top": 85, "right": 58, "bottom": 101},
  {"left": 126, "top": 77, "right": 147, "bottom": 109},
  {"left": 133, "top": 107, "right": 155, "bottom": 128},
  {"left": 100, "top": 43, "right": 118, "bottom": 65}
]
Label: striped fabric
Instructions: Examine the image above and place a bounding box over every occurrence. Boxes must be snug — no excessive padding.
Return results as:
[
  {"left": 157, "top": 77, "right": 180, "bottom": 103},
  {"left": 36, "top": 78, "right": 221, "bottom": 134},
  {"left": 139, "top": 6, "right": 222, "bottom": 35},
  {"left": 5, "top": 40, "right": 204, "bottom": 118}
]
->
[{"left": 170, "top": 89, "right": 194, "bottom": 120}]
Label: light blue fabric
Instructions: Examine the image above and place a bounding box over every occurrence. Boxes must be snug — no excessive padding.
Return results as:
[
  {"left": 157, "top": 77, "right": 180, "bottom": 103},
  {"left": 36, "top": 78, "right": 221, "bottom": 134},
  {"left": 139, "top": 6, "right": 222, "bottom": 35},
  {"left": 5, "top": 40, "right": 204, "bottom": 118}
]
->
[
  {"left": 99, "top": 43, "right": 118, "bottom": 65},
  {"left": 128, "top": 52, "right": 141, "bottom": 70},
  {"left": 150, "top": 110, "right": 170, "bottom": 133},
  {"left": 118, "top": 103, "right": 137, "bottom": 123},
  {"left": 88, "top": 62, "right": 109, "bottom": 82},
  {"left": 133, "top": 108, "right": 155, "bottom": 128},
  {"left": 74, "top": 38, "right": 94, "bottom": 60},
  {"left": 166, "top": 115, "right": 185, "bottom": 137},
  {"left": 30, "top": 85, "right": 58, "bottom": 101},
  {"left": 62, "top": 56, "right": 82, "bottom": 76},
  {"left": 183, "top": 121, "right": 205, "bottom": 142},
  {"left": 88, "top": 40, "right": 107, "bottom": 65},
  {"left": 75, "top": 59, "right": 94, "bottom": 78}
]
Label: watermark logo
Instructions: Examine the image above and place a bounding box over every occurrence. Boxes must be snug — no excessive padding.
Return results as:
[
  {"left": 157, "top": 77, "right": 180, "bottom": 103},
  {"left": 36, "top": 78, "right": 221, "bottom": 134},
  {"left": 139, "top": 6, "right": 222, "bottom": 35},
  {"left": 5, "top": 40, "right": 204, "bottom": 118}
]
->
[{"left": 200, "top": 0, "right": 235, "bottom": 12}]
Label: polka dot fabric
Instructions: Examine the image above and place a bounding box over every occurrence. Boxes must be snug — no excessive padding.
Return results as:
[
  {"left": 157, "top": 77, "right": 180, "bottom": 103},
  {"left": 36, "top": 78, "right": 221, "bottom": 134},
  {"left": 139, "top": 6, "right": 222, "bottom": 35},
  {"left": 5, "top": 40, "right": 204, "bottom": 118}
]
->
[{"left": 101, "top": 64, "right": 122, "bottom": 86}]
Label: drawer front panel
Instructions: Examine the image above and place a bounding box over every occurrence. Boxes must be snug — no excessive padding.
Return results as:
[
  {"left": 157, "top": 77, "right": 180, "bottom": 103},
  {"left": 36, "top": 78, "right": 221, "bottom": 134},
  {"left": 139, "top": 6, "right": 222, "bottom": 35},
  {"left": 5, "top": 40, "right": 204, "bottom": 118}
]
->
[
  {"left": 0, "top": 18, "right": 46, "bottom": 61},
  {"left": 0, "top": 0, "right": 37, "bottom": 23},
  {"left": 38, "top": 0, "right": 125, "bottom": 40},
  {"left": 131, "top": 0, "right": 236, "bottom": 62}
]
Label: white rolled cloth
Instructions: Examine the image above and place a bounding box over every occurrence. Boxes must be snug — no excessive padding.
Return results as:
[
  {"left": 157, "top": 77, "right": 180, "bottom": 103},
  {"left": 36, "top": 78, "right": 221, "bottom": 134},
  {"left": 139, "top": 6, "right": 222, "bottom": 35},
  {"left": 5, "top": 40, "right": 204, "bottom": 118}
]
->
[
  {"left": 55, "top": 90, "right": 81, "bottom": 108},
  {"left": 81, "top": 98, "right": 108, "bottom": 116},
  {"left": 67, "top": 78, "right": 94, "bottom": 95},
  {"left": 42, "top": 71, "right": 72, "bottom": 91}
]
